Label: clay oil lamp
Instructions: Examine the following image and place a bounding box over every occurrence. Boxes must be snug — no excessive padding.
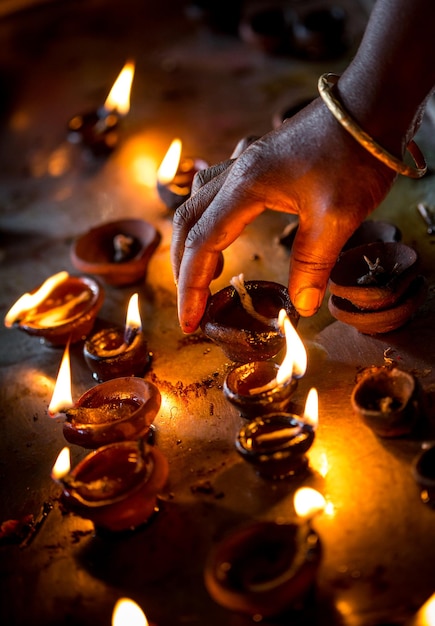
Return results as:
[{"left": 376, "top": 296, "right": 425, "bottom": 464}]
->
[
  {"left": 4, "top": 270, "right": 104, "bottom": 346},
  {"left": 84, "top": 293, "right": 150, "bottom": 382},
  {"left": 49, "top": 342, "right": 161, "bottom": 448},
  {"left": 204, "top": 488, "right": 324, "bottom": 618},
  {"left": 235, "top": 388, "right": 318, "bottom": 479},
  {"left": 201, "top": 273, "right": 299, "bottom": 362},
  {"left": 112, "top": 598, "right": 150, "bottom": 626},
  {"left": 51, "top": 441, "right": 169, "bottom": 532},
  {"left": 328, "top": 241, "right": 427, "bottom": 334},
  {"left": 71, "top": 218, "right": 161, "bottom": 286},
  {"left": 350, "top": 366, "right": 422, "bottom": 438},
  {"left": 223, "top": 308, "right": 306, "bottom": 419},
  {"left": 67, "top": 60, "right": 135, "bottom": 157},
  {"left": 412, "top": 443, "right": 435, "bottom": 507},
  {"left": 156, "top": 138, "right": 208, "bottom": 211}
]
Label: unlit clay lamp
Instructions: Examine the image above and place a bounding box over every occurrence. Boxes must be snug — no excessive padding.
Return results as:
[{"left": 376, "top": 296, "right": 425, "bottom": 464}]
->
[
  {"left": 156, "top": 138, "right": 208, "bottom": 211},
  {"left": 204, "top": 517, "right": 322, "bottom": 618},
  {"left": 4, "top": 271, "right": 104, "bottom": 346},
  {"left": 201, "top": 274, "right": 298, "bottom": 362},
  {"left": 51, "top": 441, "right": 168, "bottom": 532},
  {"left": 412, "top": 443, "right": 435, "bottom": 506},
  {"left": 71, "top": 218, "right": 161, "bottom": 287},
  {"left": 328, "top": 241, "right": 427, "bottom": 334},
  {"left": 67, "top": 61, "right": 135, "bottom": 157},
  {"left": 351, "top": 366, "right": 422, "bottom": 438},
  {"left": 84, "top": 293, "right": 150, "bottom": 382}
]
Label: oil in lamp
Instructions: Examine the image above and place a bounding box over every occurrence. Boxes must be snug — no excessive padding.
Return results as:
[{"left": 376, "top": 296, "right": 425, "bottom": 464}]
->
[
  {"left": 351, "top": 366, "right": 423, "bottom": 438},
  {"left": 49, "top": 342, "right": 160, "bottom": 449},
  {"left": 67, "top": 60, "right": 135, "bottom": 156},
  {"left": 223, "top": 308, "right": 307, "bottom": 418},
  {"left": 4, "top": 271, "right": 104, "bottom": 346},
  {"left": 156, "top": 138, "right": 208, "bottom": 211},
  {"left": 51, "top": 441, "right": 169, "bottom": 532},
  {"left": 202, "top": 274, "right": 299, "bottom": 362},
  {"left": 112, "top": 598, "right": 149, "bottom": 626},
  {"left": 84, "top": 293, "right": 151, "bottom": 382},
  {"left": 235, "top": 388, "right": 318, "bottom": 479},
  {"left": 204, "top": 487, "right": 323, "bottom": 618}
]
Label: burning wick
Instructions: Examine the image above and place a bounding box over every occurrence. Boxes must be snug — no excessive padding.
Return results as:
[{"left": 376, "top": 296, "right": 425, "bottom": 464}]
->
[
  {"left": 48, "top": 340, "right": 74, "bottom": 416},
  {"left": 294, "top": 486, "right": 326, "bottom": 521},
  {"left": 94, "top": 293, "right": 142, "bottom": 357},
  {"left": 112, "top": 598, "right": 149, "bottom": 626},
  {"left": 248, "top": 309, "right": 307, "bottom": 395},
  {"left": 230, "top": 273, "right": 278, "bottom": 329},
  {"left": 157, "top": 138, "right": 183, "bottom": 186}
]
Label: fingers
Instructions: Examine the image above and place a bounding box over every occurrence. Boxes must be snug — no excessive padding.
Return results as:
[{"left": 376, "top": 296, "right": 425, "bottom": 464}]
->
[{"left": 191, "top": 159, "right": 234, "bottom": 195}]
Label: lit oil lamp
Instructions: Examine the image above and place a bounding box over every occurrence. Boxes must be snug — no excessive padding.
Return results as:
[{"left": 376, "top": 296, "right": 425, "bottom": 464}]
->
[
  {"left": 202, "top": 274, "right": 299, "bottom": 362},
  {"left": 4, "top": 271, "right": 104, "bottom": 346},
  {"left": 112, "top": 598, "right": 150, "bottom": 626},
  {"left": 156, "top": 138, "right": 208, "bottom": 211},
  {"left": 84, "top": 293, "right": 151, "bottom": 382},
  {"left": 67, "top": 60, "right": 135, "bottom": 156},
  {"left": 412, "top": 443, "right": 435, "bottom": 507},
  {"left": 235, "top": 388, "right": 318, "bottom": 479},
  {"left": 51, "top": 441, "right": 169, "bottom": 532},
  {"left": 71, "top": 218, "right": 161, "bottom": 287},
  {"left": 204, "top": 488, "right": 323, "bottom": 618},
  {"left": 223, "top": 308, "right": 306, "bottom": 418},
  {"left": 351, "top": 366, "right": 423, "bottom": 438},
  {"left": 49, "top": 342, "right": 160, "bottom": 448}
]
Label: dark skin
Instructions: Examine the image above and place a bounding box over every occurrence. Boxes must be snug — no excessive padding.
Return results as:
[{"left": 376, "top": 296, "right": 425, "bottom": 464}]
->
[{"left": 172, "top": 0, "right": 435, "bottom": 333}]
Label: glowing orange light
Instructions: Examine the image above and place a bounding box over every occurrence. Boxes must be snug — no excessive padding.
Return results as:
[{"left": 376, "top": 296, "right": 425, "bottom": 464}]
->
[
  {"left": 157, "top": 138, "right": 182, "bottom": 184},
  {"left": 48, "top": 342, "right": 74, "bottom": 416},
  {"left": 276, "top": 309, "right": 307, "bottom": 384},
  {"left": 294, "top": 487, "right": 326, "bottom": 519},
  {"left": 104, "top": 60, "right": 135, "bottom": 116},
  {"left": 51, "top": 447, "right": 71, "bottom": 481},
  {"left": 303, "top": 387, "right": 318, "bottom": 429},
  {"left": 112, "top": 598, "right": 149, "bottom": 626},
  {"left": 415, "top": 593, "right": 435, "bottom": 625},
  {"left": 125, "top": 293, "right": 142, "bottom": 333},
  {"left": 4, "top": 271, "right": 69, "bottom": 328}
]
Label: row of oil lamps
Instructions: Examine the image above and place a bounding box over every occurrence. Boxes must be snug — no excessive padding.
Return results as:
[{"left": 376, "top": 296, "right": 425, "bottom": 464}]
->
[{"left": 4, "top": 61, "right": 435, "bottom": 622}]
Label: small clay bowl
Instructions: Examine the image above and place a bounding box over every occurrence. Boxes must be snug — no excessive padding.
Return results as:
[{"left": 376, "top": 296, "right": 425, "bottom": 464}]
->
[
  {"left": 236, "top": 413, "right": 315, "bottom": 479},
  {"left": 62, "top": 377, "right": 161, "bottom": 449},
  {"left": 16, "top": 275, "right": 104, "bottom": 346},
  {"left": 341, "top": 220, "right": 402, "bottom": 251},
  {"left": 328, "top": 275, "right": 427, "bottom": 335},
  {"left": 71, "top": 218, "right": 161, "bottom": 286},
  {"left": 329, "top": 242, "right": 419, "bottom": 311},
  {"left": 204, "top": 520, "right": 322, "bottom": 617},
  {"left": 351, "top": 367, "right": 422, "bottom": 438},
  {"left": 201, "top": 280, "right": 299, "bottom": 362},
  {"left": 412, "top": 443, "right": 435, "bottom": 506}
]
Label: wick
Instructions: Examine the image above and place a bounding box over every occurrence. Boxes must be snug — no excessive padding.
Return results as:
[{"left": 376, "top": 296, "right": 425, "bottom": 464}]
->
[
  {"left": 95, "top": 325, "right": 140, "bottom": 358},
  {"left": 248, "top": 377, "right": 280, "bottom": 395},
  {"left": 230, "top": 273, "right": 278, "bottom": 329},
  {"left": 255, "top": 425, "right": 303, "bottom": 444}
]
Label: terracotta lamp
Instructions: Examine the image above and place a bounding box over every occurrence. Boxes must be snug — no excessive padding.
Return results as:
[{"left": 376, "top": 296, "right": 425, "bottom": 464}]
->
[
  {"left": 204, "top": 519, "right": 322, "bottom": 618},
  {"left": 51, "top": 440, "right": 169, "bottom": 533},
  {"left": 328, "top": 241, "right": 427, "bottom": 334},
  {"left": 412, "top": 443, "right": 435, "bottom": 507},
  {"left": 351, "top": 366, "right": 423, "bottom": 438},
  {"left": 4, "top": 271, "right": 104, "bottom": 346},
  {"left": 71, "top": 218, "right": 161, "bottom": 287},
  {"left": 201, "top": 275, "right": 299, "bottom": 362}
]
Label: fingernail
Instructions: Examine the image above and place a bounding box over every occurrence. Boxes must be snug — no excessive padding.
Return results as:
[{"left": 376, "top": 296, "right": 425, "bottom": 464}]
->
[{"left": 294, "top": 287, "right": 321, "bottom": 315}]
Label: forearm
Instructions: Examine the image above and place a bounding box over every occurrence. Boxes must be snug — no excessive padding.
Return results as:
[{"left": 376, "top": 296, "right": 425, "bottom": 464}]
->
[{"left": 336, "top": 0, "right": 435, "bottom": 155}]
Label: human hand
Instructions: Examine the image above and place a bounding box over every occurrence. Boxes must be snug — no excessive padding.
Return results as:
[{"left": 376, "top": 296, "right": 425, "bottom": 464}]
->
[{"left": 171, "top": 98, "right": 396, "bottom": 333}]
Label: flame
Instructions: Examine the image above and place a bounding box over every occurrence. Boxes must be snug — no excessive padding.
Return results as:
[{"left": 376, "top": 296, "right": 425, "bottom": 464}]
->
[
  {"left": 294, "top": 487, "right": 326, "bottom": 519},
  {"left": 157, "top": 138, "right": 182, "bottom": 184},
  {"left": 276, "top": 309, "right": 307, "bottom": 384},
  {"left": 415, "top": 593, "right": 435, "bottom": 625},
  {"left": 4, "top": 271, "right": 69, "bottom": 327},
  {"left": 112, "top": 598, "right": 148, "bottom": 626},
  {"left": 303, "top": 387, "right": 318, "bottom": 429},
  {"left": 104, "top": 60, "right": 135, "bottom": 115},
  {"left": 125, "top": 293, "right": 142, "bottom": 332},
  {"left": 51, "top": 447, "right": 71, "bottom": 481},
  {"left": 48, "top": 342, "right": 74, "bottom": 416}
]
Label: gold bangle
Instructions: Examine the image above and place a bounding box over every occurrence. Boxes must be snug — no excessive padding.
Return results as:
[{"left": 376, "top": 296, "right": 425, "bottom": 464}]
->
[{"left": 318, "top": 72, "right": 427, "bottom": 179}]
